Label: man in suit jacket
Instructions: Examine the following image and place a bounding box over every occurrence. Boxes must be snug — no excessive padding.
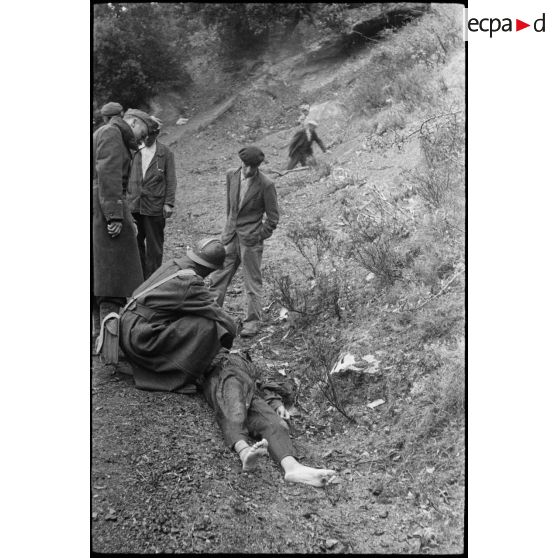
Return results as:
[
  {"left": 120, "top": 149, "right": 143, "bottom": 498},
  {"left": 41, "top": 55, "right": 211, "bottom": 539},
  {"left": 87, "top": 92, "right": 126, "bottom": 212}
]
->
[
  {"left": 209, "top": 146, "right": 279, "bottom": 337},
  {"left": 127, "top": 116, "right": 177, "bottom": 279}
]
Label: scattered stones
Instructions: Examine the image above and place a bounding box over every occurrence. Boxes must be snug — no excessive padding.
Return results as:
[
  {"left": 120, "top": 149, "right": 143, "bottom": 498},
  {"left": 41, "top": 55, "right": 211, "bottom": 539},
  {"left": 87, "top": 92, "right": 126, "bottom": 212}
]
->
[
  {"left": 366, "top": 399, "right": 385, "bottom": 410},
  {"left": 325, "top": 538, "right": 339, "bottom": 549},
  {"left": 104, "top": 509, "right": 118, "bottom": 521}
]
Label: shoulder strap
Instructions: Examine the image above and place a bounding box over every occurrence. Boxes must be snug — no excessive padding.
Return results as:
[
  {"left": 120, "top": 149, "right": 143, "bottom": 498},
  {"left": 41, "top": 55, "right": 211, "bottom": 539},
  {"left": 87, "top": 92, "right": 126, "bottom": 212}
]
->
[{"left": 122, "top": 268, "right": 196, "bottom": 313}]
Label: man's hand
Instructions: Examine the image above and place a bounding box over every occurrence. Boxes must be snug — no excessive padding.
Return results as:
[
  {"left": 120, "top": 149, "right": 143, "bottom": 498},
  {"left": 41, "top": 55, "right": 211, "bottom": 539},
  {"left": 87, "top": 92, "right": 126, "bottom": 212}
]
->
[
  {"left": 107, "top": 221, "right": 122, "bottom": 238},
  {"left": 163, "top": 204, "right": 173, "bottom": 219},
  {"left": 276, "top": 405, "right": 291, "bottom": 420}
]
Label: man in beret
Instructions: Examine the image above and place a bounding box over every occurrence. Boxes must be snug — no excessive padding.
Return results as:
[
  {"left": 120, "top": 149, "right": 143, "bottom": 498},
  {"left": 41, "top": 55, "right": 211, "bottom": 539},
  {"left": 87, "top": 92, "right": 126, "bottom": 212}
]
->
[
  {"left": 128, "top": 116, "right": 177, "bottom": 279},
  {"left": 209, "top": 146, "right": 279, "bottom": 337},
  {"left": 100, "top": 101, "right": 124, "bottom": 124},
  {"left": 92, "top": 108, "right": 152, "bottom": 339}
]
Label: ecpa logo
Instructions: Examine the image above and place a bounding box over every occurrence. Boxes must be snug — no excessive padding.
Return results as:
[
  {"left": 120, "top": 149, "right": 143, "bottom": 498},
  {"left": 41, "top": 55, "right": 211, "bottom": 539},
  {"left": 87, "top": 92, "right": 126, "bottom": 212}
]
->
[{"left": 467, "top": 12, "right": 546, "bottom": 38}]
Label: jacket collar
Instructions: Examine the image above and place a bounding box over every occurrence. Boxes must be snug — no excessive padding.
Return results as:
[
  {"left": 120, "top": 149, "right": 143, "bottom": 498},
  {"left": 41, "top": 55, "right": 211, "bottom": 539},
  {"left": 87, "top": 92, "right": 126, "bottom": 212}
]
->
[{"left": 109, "top": 116, "right": 138, "bottom": 151}]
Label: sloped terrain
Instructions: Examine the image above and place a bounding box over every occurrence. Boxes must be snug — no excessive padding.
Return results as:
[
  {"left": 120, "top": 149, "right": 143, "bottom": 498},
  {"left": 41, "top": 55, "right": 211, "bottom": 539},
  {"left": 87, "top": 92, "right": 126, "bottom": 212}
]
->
[{"left": 92, "top": 5, "right": 465, "bottom": 554}]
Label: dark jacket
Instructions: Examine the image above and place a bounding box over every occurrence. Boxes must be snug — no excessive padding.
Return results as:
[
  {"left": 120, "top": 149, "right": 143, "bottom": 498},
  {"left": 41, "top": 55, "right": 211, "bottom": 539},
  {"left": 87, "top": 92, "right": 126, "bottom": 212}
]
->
[
  {"left": 205, "top": 351, "right": 296, "bottom": 411},
  {"left": 288, "top": 129, "right": 326, "bottom": 158},
  {"left": 127, "top": 140, "right": 177, "bottom": 216},
  {"left": 120, "top": 256, "right": 237, "bottom": 392},
  {"left": 221, "top": 168, "right": 279, "bottom": 246},
  {"left": 92, "top": 117, "right": 143, "bottom": 298}
]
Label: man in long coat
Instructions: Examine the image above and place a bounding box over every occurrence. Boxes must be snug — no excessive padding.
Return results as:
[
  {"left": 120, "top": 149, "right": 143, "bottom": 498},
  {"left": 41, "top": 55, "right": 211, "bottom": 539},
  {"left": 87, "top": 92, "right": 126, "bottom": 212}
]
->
[
  {"left": 92, "top": 108, "right": 152, "bottom": 325},
  {"left": 208, "top": 146, "right": 279, "bottom": 338},
  {"left": 119, "top": 238, "right": 238, "bottom": 393},
  {"left": 128, "top": 116, "right": 177, "bottom": 279}
]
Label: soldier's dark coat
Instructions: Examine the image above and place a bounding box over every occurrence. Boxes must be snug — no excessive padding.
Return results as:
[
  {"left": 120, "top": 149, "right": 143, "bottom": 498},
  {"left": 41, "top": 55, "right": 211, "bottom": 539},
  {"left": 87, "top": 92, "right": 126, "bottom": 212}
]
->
[
  {"left": 120, "top": 256, "right": 237, "bottom": 392},
  {"left": 92, "top": 117, "right": 143, "bottom": 297}
]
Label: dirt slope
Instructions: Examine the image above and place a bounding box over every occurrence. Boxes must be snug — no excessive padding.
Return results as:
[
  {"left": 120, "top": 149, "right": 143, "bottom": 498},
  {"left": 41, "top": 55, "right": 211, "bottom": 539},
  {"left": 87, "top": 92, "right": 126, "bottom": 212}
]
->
[{"left": 92, "top": 13, "right": 464, "bottom": 554}]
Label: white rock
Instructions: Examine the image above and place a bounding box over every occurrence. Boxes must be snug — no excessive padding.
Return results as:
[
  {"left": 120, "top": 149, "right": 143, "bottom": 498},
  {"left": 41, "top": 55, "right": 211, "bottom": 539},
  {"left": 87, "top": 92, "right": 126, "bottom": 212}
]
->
[{"left": 366, "top": 399, "right": 386, "bottom": 410}]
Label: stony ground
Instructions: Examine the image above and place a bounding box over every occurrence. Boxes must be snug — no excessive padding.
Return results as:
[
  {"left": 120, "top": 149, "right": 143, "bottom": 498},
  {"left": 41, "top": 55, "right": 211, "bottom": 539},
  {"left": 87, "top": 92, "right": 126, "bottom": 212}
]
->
[{"left": 92, "top": 22, "right": 465, "bottom": 554}]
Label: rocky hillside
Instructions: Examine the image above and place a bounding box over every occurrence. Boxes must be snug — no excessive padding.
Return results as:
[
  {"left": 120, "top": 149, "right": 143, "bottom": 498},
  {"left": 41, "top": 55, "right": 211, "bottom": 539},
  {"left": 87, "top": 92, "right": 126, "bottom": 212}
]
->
[{"left": 93, "top": 4, "right": 465, "bottom": 553}]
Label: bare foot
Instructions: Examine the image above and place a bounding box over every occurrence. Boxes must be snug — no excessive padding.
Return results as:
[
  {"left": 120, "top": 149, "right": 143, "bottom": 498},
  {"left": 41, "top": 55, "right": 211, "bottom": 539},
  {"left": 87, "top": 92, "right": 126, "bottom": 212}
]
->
[
  {"left": 284, "top": 463, "right": 337, "bottom": 487},
  {"left": 239, "top": 439, "right": 269, "bottom": 471}
]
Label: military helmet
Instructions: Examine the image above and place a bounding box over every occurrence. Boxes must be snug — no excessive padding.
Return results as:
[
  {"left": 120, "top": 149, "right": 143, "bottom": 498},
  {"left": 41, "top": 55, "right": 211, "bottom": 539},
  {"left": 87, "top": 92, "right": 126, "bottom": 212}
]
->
[{"left": 187, "top": 238, "right": 226, "bottom": 270}]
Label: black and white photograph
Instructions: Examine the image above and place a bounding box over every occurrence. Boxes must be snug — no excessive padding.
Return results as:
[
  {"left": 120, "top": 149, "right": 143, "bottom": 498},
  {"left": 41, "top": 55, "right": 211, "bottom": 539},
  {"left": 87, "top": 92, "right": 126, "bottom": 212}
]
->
[{"left": 91, "top": 2, "right": 465, "bottom": 553}]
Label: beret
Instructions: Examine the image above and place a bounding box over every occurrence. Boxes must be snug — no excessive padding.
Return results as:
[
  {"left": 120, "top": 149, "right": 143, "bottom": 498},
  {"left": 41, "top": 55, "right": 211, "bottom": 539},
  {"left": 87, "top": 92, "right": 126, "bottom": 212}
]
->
[
  {"left": 100, "top": 102, "right": 123, "bottom": 117},
  {"left": 124, "top": 108, "right": 152, "bottom": 128},
  {"left": 238, "top": 146, "right": 265, "bottom": 166}
]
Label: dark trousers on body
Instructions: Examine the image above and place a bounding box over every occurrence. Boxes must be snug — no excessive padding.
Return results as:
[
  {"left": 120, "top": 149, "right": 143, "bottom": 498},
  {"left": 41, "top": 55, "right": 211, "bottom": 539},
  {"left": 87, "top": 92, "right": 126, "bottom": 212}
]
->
[
  {"left": 202, "top": 363, "right": 294, "bottom": 464},
  {"left": 133, "top": 213, "right": 165, "bottom": 280}
]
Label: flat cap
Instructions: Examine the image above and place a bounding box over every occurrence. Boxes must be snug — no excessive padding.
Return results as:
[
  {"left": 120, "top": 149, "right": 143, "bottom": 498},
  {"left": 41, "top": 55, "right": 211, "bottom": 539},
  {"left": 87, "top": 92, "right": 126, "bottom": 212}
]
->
[
  {"left": 100, "top": 102, "right": 123, "bottom": 117},
  {"left": 124, "top": 108, "right": 152, "bottom": 128},
  {"left": 238, "top": 146, "right": 265, "bottom": 166}
]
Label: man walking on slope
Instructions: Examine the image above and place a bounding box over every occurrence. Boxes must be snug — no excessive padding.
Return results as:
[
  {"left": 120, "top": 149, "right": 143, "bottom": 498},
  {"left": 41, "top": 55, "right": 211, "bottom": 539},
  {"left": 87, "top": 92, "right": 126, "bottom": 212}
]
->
[
  {"left": 92, "top": 108, "right": 151, "bottom": 333},
  {"left": 286, "top": 119, "right": 328, "bottom": 170},
  {"left": 209, "top": 146, "right": 279, "bottom": 338}
]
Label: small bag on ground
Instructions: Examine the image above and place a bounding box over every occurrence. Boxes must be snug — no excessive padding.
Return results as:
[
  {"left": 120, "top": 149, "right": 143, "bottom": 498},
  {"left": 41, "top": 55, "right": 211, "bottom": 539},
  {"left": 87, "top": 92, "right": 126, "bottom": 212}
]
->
[{"left": 95, "top": 312, "right": 121, "bottom": 365}]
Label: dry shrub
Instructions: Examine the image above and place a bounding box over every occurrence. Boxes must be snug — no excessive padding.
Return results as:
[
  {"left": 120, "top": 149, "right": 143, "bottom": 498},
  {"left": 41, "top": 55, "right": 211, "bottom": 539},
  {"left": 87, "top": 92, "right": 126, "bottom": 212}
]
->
[
  {"left": 404, "top": 111, "right": 465, "bottom": 211},
  {"left": 343, "top": 201, "right": 412, "bottom": 289},
  {"left": 266, "top": 218, "right": 351, "bottom": 324},
  {"left": 301, "top": 335, "right": 355, "bottom": 422},
  {"left": 348, "top": 5, "right": 461, "bottom": 114},
  {"left": 406, "top": 341, "right": 465, "bottom": 441}
]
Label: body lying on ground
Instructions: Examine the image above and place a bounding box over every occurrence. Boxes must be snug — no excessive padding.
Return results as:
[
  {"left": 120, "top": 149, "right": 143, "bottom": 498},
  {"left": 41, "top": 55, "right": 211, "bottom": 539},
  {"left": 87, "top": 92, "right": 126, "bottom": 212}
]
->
[{"left": 202, "top": 350, "right": 337, "bottom": 487}]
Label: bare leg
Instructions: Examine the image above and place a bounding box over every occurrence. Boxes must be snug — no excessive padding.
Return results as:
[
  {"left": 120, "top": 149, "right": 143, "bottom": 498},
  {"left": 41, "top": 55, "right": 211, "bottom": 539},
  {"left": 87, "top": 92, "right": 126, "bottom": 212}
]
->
[
  {"left": 281, "top": 456, "right": 337, "bottom": 487},
  {"left": 234, "top": 439, "right": 269, "bottom": 471}
]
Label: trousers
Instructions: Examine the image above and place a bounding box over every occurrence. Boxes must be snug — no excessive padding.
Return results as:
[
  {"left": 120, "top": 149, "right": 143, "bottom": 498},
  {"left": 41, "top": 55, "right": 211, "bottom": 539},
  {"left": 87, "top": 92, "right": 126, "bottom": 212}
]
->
[
  {"left": 287, "top": 152, "right": 315, "bottom": 170},
  {"left": 208, "top": 235, "right": 264, "bottom": 325},
  {"left": 202, "top": 358, "right": 294, "bottom": 464},
  {"left": 133, "top": 213, "right": 166, "bottom": 280}
]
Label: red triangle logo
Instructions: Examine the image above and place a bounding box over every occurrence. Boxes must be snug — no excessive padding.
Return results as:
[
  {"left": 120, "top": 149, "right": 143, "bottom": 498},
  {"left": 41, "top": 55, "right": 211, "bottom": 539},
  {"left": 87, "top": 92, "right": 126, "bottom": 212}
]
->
[{"left": 516, "top": 19, "right": 530, "bottom": 31}]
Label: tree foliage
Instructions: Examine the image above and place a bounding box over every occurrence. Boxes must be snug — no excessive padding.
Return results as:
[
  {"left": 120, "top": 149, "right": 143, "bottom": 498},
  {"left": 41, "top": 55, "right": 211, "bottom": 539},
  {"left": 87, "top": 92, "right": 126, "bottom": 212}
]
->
[
  {"left": 93, "top": 3, "right": 352, "bottom": 109},
  {"left": 93, "top": 3, "right": 188, "bottom": 110},
  {"left": 188, "top": 3, "right": 350, "bottom": 56}
]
